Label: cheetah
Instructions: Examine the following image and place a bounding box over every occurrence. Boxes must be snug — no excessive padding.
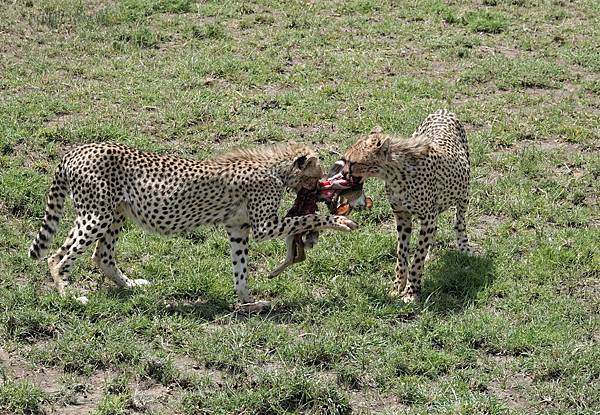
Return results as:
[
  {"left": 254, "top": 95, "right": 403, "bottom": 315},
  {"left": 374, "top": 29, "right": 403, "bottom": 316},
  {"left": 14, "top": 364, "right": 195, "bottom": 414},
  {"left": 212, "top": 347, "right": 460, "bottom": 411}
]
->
[
  {"left": 29, "top": 142, "right": 357, "bottom": 310},
  {"left": 340, "top": 109, "right": 471, "bottom": 303}
]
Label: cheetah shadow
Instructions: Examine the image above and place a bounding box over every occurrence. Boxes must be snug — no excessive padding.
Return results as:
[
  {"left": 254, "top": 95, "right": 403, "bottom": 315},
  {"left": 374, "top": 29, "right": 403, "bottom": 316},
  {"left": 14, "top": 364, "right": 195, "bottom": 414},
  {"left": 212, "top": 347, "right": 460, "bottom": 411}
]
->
[
  {"left": 99, "top": 250, "right": 494, "bottom": 324},
  {"left": 256, "top": 249, "right": 495, "bottom": 321},
  {"left": 103, "top": 288, "right": 232, "bottom": 321},
  {"left": 418, "top": 250, "right": 496, "bottom": 314}
]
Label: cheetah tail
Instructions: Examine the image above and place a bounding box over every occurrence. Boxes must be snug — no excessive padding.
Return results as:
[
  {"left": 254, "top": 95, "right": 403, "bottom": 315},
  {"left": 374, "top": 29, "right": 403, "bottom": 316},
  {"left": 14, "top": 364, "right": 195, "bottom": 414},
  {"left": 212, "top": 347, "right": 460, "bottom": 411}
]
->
[{"left": 29, "top": 165, "right": 68, "bottom": 260}]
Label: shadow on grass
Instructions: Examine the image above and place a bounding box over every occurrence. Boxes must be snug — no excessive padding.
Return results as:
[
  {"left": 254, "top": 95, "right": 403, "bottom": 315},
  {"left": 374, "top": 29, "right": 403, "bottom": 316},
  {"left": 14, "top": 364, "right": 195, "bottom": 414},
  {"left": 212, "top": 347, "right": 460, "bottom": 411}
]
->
[
  {"left": 97, "top": 250, "right": 495, "bottom": 325},
  {"left": 420, "top": 250, "right": 496, "bottom": 314},
  {"left": 162, "top": 298, "right": 232, "bottom": 321},
  {"left": 103, "top": 288, "right": 233, "bottom": 321},
  {"left": 255, "top": 250, "right": 496, "bottom": 323}
]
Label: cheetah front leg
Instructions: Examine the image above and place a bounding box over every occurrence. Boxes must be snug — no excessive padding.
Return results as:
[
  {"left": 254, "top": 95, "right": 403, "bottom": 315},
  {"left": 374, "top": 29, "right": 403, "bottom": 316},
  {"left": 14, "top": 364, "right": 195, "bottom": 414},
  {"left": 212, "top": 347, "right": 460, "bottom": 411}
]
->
[
  {"left": 240, "top": 197, "right": 356, "bottom": 312},
  {"left": 402, "top": 213, "right": 438, "bottom": 303},
  {"left": 246, "top": 186, "right": 357, "bottom": 243},
  {"left": 251, "top": 214, "right": 356, "bottom": 242},
  {"left": 225, "top": 225, "right": 270, "bottom": 313},
  {"left": 389, "top": 210, "right": 412, "bottom": 297},
  {"left": 455, "top": 202, "right": 473, "bottom": 254}
]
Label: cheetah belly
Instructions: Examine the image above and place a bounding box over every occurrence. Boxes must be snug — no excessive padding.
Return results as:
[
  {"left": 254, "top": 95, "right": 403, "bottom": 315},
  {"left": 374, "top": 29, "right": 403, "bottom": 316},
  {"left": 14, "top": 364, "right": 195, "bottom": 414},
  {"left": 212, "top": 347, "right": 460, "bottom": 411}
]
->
[
  {"left": 223, "top": 203, "right": 250, "bottom": 227},
  {"left": 120, "top": 183, "right": 239, "bottom": 235},
  {"left": 434, "top": 163, "right": 469, "bottom": 212}
]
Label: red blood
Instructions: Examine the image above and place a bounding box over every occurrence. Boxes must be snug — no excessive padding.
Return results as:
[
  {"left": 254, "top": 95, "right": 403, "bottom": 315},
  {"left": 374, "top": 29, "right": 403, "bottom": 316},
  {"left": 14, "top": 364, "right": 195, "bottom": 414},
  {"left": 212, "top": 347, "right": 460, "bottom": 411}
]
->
[{"left": 285, "top": 188, "right": 319, "bottom": 218}]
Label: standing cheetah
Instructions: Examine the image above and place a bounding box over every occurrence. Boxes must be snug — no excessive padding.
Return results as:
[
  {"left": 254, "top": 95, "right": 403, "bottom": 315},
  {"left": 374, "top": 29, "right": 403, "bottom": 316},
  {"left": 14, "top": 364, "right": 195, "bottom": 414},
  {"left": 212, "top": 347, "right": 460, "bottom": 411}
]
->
[
  {"left": 29, "top": 142, "right": 357, "bottom": 310},
  {"left": 340, "top": 109, "right": 471, "bottom": 303}
]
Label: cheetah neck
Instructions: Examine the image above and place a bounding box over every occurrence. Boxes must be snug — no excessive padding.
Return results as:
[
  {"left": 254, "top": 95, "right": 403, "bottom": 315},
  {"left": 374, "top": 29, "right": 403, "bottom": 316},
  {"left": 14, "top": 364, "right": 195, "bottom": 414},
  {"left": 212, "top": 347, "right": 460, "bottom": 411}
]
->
[
  {"left": 378, "top": 135, "right": 430, "bottom": 181},
  {"left": 271, "top": 160, "right": 304, "bottom": 189},
  {"left": 380, "top": 161, "right": 407, "bottom": 183},
  {"left": 268, "top": 147, "right": 318, "bottom": 189},
  {"left": 379, "top": 154, "right": 420, "bottom": 184}
]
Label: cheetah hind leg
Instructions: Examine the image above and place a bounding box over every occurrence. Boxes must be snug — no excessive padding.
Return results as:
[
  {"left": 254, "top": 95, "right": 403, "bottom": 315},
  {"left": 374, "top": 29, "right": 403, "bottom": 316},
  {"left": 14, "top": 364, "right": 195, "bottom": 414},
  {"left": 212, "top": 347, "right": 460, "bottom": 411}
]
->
[
  {"left": 48, "top": 255, "right": 67, "bottom": 296},
  {"left": 48, "top": 214, "right": 114, "bottom": 304},
  {"left": 91, "top": 211, "right": 150, "bottom": 289},
  {"left": 92, "top": 239, "right": 150, "bottom": 289},
  {"left": 48, "top": 254, "right": 89, "bottom": 305}
]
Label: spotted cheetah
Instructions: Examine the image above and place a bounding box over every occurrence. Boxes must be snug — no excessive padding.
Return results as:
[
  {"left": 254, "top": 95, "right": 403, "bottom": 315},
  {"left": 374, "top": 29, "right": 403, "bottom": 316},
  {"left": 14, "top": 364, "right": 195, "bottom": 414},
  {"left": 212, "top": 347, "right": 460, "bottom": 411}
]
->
[
  {"left": 341, "top": 109, "right": 471, "bottom": 303},
  {"left": 29, "top": 142, "right": 357, "bottom": 309}
]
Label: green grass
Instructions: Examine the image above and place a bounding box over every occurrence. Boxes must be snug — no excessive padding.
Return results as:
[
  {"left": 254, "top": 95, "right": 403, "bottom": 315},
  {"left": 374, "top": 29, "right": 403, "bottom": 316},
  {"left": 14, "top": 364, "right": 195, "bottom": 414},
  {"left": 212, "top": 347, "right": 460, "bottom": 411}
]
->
[
  {"left": 0, "top": 380, "right": 46, "bottom": 415},
  {"left": 1, "top": 0, "right": 599, "bottom": 414}
]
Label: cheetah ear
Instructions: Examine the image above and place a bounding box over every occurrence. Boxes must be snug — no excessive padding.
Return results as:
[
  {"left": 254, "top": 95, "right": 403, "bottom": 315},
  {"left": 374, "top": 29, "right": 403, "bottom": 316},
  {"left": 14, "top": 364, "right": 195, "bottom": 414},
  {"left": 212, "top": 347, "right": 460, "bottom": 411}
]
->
[
  {"left": 294, "top": 155, "right": 307, "bottom": 169},
  {"left": 369, "top": 125, "right": 384, "bottom": 135},
  {"left": 294, "top": 155, "right": 318, "bottom": 171},
  {"left": 376, "top": 137, "right": 390, "bottom": 159}
]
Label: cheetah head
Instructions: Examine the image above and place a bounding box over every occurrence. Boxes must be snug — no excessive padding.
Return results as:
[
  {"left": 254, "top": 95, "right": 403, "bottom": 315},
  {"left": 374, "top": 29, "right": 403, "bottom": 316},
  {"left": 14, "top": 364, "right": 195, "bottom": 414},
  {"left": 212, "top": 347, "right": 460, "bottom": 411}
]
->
[
  {"left": 342, "top": 126, "right": 390, "bottom": 182},
  {"left": 291, "top": 154, "right": 323, "bottom": 191}
]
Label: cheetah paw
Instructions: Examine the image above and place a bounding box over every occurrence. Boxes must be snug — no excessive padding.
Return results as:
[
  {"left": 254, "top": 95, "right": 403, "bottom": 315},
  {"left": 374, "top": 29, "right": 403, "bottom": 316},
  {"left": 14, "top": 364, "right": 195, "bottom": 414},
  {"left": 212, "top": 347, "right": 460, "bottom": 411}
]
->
[
  {"left": 332, "top": 216, "right": 358, "bottom": 232},
  {"left": 238, "top": 300, "right": 272, "bottom": 314},
  {"left": 402, "top": 294, "right": 417, "bottom": 304},
  {"left": 127, "top": 279, "right": 151, "bottom": 288},
  {"left": 388, "top": 283, "right": 407, "bottom": 298},
  {"left": 388, "top": 288, "right": 402, "bottom": 298},
  {"left": 74, "top": 295, "right": 89, "bottom": 305},
  {"left": 459, "top": 242, "right": 480, "bottom": 256}
]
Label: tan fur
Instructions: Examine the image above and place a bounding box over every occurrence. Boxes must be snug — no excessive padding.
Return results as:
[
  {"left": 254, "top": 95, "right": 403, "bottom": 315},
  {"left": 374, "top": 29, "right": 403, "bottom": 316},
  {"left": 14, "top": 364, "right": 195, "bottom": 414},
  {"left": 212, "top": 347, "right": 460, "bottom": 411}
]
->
[{"left": 389, "top": 135, "right": 431, "bottom": 161}]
